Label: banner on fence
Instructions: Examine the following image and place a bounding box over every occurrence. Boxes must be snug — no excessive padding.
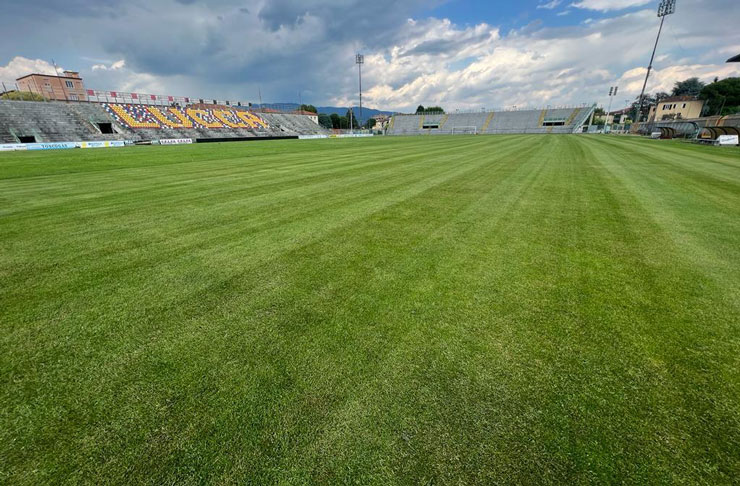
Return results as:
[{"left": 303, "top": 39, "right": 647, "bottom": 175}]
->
[
  {"left": 159, "top": 138, "right": 193, "bottom": 145},
  {"left": 26, "top": 142, "right": 80, "bottom": 151},
  {"left": 337, "top": 134, "right": 374, "bottom": 138},
  {"left": 327, "top": 133, "right": 374, "bottom": 139},
  {"left": 79, "top": 141, "right": 126, "bottom": 149},
  {"left": 1, "top": 141, "right": 128, "bottom": 152},
  {"left": 0, "top": 144, "right": 27, "bottom": 151}
]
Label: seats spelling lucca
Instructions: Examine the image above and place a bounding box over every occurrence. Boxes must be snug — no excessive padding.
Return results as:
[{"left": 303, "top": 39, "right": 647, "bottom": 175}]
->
[{"left": 105, "top": 104, "right": 269, "bottom": 130}]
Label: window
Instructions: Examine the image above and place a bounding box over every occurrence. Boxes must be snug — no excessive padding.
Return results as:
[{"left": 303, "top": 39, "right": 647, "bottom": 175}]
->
[
  {"left": 65, "top": 80, "right": 74, "bottom": 88},
  {"left": 70, "top": 94, "right": 78, "bottom": 101}
]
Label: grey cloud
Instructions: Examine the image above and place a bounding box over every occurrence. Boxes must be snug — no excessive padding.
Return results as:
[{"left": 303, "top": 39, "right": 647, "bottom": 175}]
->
[
  {"left": 0, "top": 0, "right": 737, "bottom": 111},
  {"left": 400, "top": 31, "right": 491, "bottom": 57}
]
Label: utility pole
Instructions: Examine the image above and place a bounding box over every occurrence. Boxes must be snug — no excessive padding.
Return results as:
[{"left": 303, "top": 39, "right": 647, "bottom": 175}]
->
[
  {"left": 356, "top": 54, "right": 364, "bottom": 129},
  {"left": 636, "top": 0, "right": 676, "bottom": 123},
  {"left": 51, "top": 59, "right": 69, "bottom": 102}
]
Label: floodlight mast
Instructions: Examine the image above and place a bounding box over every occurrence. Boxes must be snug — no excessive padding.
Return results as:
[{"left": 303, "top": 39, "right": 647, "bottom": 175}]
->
[
  {"left": 636, "top": 0, "right": 676, "bottom": 123},
  {"left": 356, "top": 54, "right": 364, "bottom": 129},
  {"left": 606, "top": 86, "right": 618, "bottom": 132}
]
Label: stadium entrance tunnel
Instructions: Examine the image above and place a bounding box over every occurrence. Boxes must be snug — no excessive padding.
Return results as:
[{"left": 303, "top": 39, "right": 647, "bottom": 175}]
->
[
  {"left": 699, "top": 126, "right": 740, "bottom": 140},
  {"left": 97, "top": 123, "right": 114, "bottom": 134},
  {"left": 18, "top": 135, "right": 36, "bottom": 143}
]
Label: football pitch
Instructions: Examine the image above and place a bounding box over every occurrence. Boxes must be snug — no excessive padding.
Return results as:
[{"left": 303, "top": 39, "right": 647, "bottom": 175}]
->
[{"left": 1, "top": 135, "right": 739, "bottom": 484}]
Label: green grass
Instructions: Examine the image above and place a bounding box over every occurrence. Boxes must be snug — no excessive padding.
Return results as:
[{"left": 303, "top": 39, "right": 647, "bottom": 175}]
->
[{"left": 1, "top": 135, "right": 739, "bottom": 484}]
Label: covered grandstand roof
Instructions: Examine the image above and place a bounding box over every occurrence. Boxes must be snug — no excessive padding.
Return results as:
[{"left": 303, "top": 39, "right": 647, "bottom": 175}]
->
[
  {"left": 728, "top": 54, "right": 740, "bottom": 62},
  {"left": 659, "top": 95, "right": 700, "bottom": 103},
  {"left": 609, "top": 107, "right": 632, "bottom": 115}
]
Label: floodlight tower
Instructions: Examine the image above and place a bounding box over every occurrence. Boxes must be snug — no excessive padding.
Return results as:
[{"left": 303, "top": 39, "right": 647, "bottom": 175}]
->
[
  {"left": 606, "top": 86, "right": 618, "bottom": 132},
  {"left": 636, "top": 0, "right": 676, "bottom": 123},
  {"left": 356, "top": 53, "right": 364, "bottom": 129}
]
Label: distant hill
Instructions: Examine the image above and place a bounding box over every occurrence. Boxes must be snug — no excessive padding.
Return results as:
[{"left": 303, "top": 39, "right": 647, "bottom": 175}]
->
[{"left": 255, "top": 103, "right": 395, "bottom": 124}]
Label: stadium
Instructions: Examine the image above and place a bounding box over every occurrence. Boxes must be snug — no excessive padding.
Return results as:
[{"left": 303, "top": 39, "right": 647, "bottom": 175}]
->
[{"left": 1, "top": 1, "right": 739, "bottom": 484}]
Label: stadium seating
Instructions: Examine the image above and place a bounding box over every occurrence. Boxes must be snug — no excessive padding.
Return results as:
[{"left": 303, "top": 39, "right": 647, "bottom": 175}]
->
[
  {"left": 0, "top": 100, "right": 125, "bottom": 143},
  {"left": 0, "top": 100, "right": 328, "bottom": 143},
  {"left": 387, "top": 106, "right": 596, "bottom": 136},
  {"left": 104, "top": 104, "right": 269, "bottom": 130}
]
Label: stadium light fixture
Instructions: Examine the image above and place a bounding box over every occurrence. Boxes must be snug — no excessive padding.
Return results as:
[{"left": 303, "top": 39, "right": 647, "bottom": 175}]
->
[
  {"left": 356, "top": 54, "right": 364, "bottom": 130},
  {"left": 657, "top": 0, "right": 676, "bottom": 17},
  {"left": 636, "top": 0, "right": 676, "bottom": 123},
  {"left": 606, "top": 86, "right": 618, "bottom": 132}
]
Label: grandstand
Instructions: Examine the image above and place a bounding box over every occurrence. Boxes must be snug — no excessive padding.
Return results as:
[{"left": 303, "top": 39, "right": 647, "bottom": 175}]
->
[
  {"left": 0, "top": 100, "right": 328, "bottom": 144},
  {"left": 387, "top": 105, "right": 595, "bottom": 136},
  {"left": 0, "top": 97, "right": 600, "bottom": 146}
]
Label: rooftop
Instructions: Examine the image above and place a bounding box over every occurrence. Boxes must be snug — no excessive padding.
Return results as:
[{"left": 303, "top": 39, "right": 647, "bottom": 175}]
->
[
  {"left": 16, "top": 72, "right": 82, "bottom": 81},
  {"left": 659, "top": 95, "right": 701, "bottom": 103}
]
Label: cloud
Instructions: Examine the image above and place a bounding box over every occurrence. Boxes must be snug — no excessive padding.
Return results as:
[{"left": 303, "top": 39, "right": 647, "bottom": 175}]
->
[
  {"left": 570, "top": 0, "right": 651, "bottom": 12},
  {"left": 0, "top": 0, "right": 737, "bottom": 111},
  {"left": 91, "top": 60, "right": 125, "bottom": 71},
  {"left": 0, "top": 56, "right": 61, "bottom": 88},
  {"left": 537, "top": 1, "right": 562, "bottom": 10},
  {"left": 618, "top": 63, "right": 740, "bottom": 95},
  {"left": 358, "top": 5, "right": 740, "bottom": 112}
]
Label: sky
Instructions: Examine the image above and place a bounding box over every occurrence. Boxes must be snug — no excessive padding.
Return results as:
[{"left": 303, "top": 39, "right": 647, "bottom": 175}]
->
[{"left": 0, "top": 0, "right": 738, "bottom": 112}]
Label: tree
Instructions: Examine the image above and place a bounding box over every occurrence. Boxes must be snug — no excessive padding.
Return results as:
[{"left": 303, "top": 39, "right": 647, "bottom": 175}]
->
[
  {"left": 425, "top": 106, "right": 445, "bottom": 114},
  {"left": 299, "top": 104, "right": 317, "bottom": 113},
  {"left": 672, "top": 77, "right": 705, "bottom": 97},
  {"left": 329, "top": 113, "right": 341, "bottom": 129},
  {"left": 365, "top": 118, "right": 376, "bottom": 129},
  {"left": 415, "top": 105, "right": 445, "bottom": 114},
  {"left": 318, "top": 113, "right": 332, "bottom": 129},
  {"left": 345, "top": 109, "right": 359, "bottom": 129},
  {"left": 0, "top": 91, "right": 46, "bottom": 101},
  {"left": 700, "top": 77, "right": 740, "bottom": 116},
  {"left": 339, "top": 116, "right": 349, "bottom": 129},
  {"left": 630, "top": 92, "right": 670, "bottom": 121}
]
